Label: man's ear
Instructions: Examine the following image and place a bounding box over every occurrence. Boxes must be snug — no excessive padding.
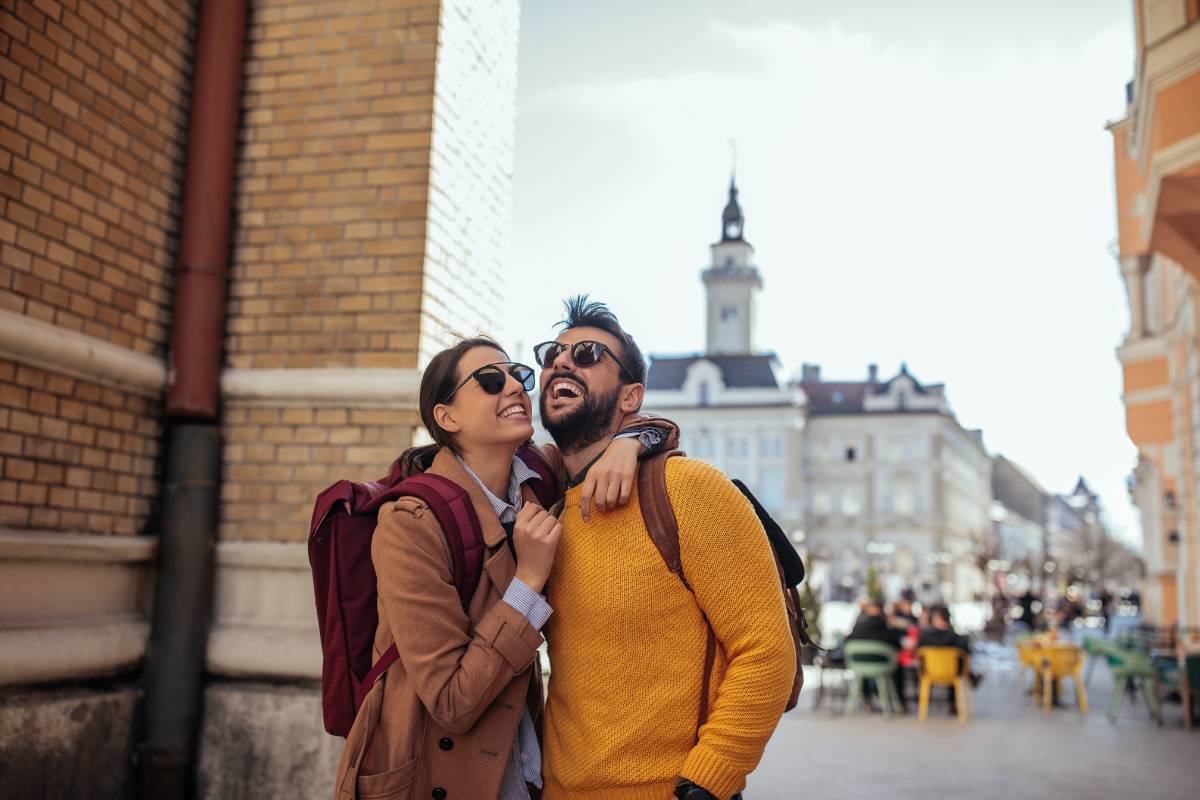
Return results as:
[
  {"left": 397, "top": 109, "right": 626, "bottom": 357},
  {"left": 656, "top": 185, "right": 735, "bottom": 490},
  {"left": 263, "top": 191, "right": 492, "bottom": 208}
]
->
[
  {"left": 432, "top": 403, "right": 462, "bottom": 435},
  {"left": 619, "top": 383, "right": 644, "bottom": 414}
]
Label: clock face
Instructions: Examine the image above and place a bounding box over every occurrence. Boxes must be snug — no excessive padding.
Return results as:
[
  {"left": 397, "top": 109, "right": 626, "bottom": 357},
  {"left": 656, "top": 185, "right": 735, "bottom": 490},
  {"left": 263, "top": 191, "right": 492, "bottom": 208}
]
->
[{"left": 725, "top": 222, "right": 741, "bottom": 238}]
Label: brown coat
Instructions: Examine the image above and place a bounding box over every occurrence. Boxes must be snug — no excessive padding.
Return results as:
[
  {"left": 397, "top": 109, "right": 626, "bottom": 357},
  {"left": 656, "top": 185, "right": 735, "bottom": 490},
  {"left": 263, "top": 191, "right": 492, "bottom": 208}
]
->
[{"left": 334, "top": 448, "right": 547, "bottom": 800}]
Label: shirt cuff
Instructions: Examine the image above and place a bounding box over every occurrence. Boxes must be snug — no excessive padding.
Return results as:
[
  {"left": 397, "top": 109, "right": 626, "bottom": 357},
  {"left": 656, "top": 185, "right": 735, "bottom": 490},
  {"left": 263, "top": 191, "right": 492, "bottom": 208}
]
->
[
  {"left": 613, "top": 427, "right": 665, "bottom": 453},
  {"left": 503, "top": 577, "right": 553, "bottom": 630}
]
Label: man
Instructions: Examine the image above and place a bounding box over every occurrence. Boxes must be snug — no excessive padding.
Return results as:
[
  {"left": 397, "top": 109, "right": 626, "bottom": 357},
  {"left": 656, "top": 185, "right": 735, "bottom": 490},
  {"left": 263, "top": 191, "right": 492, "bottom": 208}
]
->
[{"left": 535, "top": 297, "right": 795, "bottom": 800}]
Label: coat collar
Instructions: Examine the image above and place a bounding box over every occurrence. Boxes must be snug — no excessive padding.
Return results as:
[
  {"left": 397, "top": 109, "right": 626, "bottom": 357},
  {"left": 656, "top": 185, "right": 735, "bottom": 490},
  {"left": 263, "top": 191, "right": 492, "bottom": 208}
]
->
[{"left": 425, "top": 447, "right": 520, "bottom": 548}]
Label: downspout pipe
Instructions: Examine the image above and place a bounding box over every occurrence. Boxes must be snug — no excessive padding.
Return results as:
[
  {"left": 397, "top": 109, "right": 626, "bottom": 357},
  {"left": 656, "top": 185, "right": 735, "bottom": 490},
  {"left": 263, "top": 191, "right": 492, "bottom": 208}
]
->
[{"left": 138, "top": 1, "right": 247, "bottom": 797}]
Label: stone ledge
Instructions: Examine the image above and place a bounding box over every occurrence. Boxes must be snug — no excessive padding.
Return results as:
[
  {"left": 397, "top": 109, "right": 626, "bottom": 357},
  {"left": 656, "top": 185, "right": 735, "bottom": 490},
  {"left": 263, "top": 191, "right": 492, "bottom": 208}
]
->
[
  {"left": 0, "top": 530, "right": 155, "bottom": 686},
  {"left": 209, "top": 541, "right": 321, "bottom": 680},
  {"left": 0, "top": 308, "right": 166, "bottom": 396},
  {"left": 0, "top": 618, "right": 149, "bottom": 685},
  {"left": 0, "top": 529, "right": 157, "bottom": 563},
  {"left": 221, "top": 367, "right": 421, "bottom": 408}
]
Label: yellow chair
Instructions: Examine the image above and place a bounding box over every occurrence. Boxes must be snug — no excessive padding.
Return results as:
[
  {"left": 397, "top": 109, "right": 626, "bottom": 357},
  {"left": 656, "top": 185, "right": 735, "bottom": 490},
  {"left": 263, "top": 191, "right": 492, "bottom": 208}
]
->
[
  {"left": 1040, "top": 644, "right": 1087, "bottom": 714},
  {"left": 1016, "top": 638, "right": 1044, "bottom": 702},
  {"left": 917, "top": 646, "right": 971, "bottom": 723}
]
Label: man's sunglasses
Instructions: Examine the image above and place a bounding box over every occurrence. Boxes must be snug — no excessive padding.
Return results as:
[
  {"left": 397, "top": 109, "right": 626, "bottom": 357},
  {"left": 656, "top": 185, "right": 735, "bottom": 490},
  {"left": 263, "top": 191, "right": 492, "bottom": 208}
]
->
[
  {"left": 442, "top": 361, "right": 536, "bottom": 404},
  {"left": 532, "top": 340, "right": 636, "bottom": 382}
]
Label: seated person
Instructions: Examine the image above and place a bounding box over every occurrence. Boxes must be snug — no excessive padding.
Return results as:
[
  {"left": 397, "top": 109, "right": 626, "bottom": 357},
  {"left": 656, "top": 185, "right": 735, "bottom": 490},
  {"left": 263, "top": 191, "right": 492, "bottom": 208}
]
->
[
  {"left": 917, "top": 605, "right": 980, "bottom": 712},
  {"left": 846, "top": 597, "right": 905, "bottom": 711}
]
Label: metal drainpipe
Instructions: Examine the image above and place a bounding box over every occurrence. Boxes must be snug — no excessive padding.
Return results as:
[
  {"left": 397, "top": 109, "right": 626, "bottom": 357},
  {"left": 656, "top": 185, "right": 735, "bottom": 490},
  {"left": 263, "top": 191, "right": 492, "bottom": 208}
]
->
[{"left": 138, "top": 1, "right": 247, "bottom": 797}]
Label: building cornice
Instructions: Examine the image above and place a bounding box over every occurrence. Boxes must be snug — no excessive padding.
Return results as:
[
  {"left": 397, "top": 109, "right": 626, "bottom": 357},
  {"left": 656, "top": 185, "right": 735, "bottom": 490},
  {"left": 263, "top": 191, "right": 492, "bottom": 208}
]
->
[
  {"left": 0, "top": 308, "right": 166, "bottom": 396},
  {"left": 221, "top": 367, "right": 421, "bottom": 409},
  {"left": 1132, "top": 21, "right": 1200, "bottom": 171},
  {"left": 1116, "top": 333, "right": 1170, "bottom": 363},
  {"left": 0, "top": 310, "right": 420, "bottom": 409}
]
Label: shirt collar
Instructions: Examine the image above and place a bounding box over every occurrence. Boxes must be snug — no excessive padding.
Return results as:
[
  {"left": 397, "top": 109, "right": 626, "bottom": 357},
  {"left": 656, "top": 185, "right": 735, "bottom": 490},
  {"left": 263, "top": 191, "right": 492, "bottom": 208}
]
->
[{"left": 454, "top": 453, "right": 539, "bottom": 519}]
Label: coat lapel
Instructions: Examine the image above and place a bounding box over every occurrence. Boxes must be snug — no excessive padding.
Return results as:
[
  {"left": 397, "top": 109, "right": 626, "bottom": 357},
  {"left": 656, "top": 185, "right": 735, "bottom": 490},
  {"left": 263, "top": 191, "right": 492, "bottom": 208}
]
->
[
  {"left": 427, "top": 448, "right": 509, "bottom": 548},
  {"left": 427, "top": 448, "right": 520, "bottom": 594}
]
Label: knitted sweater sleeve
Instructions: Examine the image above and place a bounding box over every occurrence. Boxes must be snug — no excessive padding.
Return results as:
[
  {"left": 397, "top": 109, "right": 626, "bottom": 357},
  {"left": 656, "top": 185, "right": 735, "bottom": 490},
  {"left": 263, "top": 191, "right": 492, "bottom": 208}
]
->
[{"left": 669, "top": 459, "right": 796, "bottom": 798}]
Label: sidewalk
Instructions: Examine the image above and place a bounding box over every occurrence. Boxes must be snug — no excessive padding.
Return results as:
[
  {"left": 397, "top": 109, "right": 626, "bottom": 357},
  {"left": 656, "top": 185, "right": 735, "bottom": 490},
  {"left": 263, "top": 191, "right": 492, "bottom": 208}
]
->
[{"left": 747, "top": 642, "right": 1197, "bottom": 799}]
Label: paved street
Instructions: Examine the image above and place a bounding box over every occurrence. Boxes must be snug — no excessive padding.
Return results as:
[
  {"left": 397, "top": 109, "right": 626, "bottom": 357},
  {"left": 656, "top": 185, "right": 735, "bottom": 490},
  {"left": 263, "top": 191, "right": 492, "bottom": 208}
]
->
[{"left": 747, "top": 644, "right": 1197, "bottom": 799}]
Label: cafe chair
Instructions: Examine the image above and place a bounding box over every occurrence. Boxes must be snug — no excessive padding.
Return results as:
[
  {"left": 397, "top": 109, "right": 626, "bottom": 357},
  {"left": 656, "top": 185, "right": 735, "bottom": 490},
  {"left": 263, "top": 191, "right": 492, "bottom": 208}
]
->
[{"left": 916, "top": 646, "right": 971, "bottom": 723}]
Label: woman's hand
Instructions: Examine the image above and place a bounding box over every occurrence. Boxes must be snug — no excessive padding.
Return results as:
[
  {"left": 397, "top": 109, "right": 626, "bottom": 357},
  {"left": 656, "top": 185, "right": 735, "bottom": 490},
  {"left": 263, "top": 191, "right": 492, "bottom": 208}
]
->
[
  {"left": 512, "top": 502, "right": 561, "bottom": 593},
  {"left": 579, "top": 436, "right": 641, "bottom": 522}
]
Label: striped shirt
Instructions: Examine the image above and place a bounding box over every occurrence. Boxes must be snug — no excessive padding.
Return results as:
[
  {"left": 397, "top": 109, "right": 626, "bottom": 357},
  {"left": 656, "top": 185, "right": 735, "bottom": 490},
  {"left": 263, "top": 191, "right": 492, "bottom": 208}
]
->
[{"left": 454, "top": 454, "right": 550, "bottom": 800}]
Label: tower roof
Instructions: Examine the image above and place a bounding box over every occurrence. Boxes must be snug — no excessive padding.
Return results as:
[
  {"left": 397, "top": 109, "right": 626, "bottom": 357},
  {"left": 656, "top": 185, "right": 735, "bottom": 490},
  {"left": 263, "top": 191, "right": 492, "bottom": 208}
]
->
[{"left": 720, "top": 175, "right": 745, "bottom": 242}]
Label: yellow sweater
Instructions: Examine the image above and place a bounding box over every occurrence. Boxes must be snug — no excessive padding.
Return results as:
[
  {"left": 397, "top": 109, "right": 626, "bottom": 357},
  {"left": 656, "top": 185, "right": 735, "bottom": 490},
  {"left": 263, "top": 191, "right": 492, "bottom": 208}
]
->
[{"left": 542, "top": 457, "right": 795, "bottom": 800}]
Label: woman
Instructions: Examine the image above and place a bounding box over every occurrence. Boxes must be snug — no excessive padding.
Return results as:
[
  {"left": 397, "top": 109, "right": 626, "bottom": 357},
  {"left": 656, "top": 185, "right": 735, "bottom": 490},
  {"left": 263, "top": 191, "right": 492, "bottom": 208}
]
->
[{"left": 334, "top": 337, "right": 672, "bottom": 800}]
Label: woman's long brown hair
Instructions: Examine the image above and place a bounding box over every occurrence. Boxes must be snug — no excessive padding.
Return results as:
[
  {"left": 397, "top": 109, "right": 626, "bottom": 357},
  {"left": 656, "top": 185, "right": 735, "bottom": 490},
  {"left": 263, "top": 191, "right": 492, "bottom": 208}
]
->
[{"left": 393, "top": 336, "right": 509, "bottom": 477}]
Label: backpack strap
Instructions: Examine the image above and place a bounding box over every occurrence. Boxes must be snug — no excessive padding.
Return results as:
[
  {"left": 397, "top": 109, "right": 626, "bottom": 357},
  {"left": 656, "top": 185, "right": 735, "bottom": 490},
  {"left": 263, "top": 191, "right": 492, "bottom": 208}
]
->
[
  {"left": 636, "top": 450, "right": 717, "bottom": 738},
  {"left": 354, "top": 473, "right": 487, "bottom": 710},
  {"left": 516, "top": 445, "right": 559, "bottom": 508}
]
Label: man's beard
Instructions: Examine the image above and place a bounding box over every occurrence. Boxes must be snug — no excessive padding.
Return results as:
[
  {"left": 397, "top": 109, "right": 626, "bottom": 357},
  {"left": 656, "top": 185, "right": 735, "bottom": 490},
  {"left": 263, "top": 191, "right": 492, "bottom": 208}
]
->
[{"left": 540, "top": 383, "right": 621, "bottom": 454}]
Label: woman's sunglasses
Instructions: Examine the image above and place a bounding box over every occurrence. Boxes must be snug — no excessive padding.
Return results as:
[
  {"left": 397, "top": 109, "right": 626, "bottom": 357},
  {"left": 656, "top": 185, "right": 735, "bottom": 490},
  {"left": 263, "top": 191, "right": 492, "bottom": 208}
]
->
[
  {"left": 532, "top": 340, "right": 636, "bottom": 382},
  {"left": 442, "top": 361, "right": 536, "bottom": 404}
]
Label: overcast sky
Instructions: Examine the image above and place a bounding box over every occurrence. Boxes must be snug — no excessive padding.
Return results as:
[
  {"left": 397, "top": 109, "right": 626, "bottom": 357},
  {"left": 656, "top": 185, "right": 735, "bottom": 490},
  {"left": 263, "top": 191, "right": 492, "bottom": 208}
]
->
[{"left": 500, "top": 0, "right": 1140, "bottom": 544}]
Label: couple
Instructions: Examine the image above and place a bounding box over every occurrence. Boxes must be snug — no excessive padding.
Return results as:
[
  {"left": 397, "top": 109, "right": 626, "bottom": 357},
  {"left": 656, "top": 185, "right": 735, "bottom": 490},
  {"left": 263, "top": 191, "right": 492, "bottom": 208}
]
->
[{"left": 334, "top": 297, "right": 796, "bottom": 800}]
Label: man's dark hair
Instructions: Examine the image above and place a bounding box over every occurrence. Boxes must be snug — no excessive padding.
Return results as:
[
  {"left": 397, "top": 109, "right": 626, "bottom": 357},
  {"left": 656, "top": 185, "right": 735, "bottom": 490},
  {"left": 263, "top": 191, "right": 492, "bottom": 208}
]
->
[
  {"left": 930, "top": 605, "right": 952, "bottom": 625},
  {"left": 557, "top": 295, "right": 646, "bottom": 385}
]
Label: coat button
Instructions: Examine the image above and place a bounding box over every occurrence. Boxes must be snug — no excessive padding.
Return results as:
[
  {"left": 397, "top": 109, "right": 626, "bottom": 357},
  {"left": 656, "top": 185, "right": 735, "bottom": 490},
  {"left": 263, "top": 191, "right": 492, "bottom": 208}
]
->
[
  {"left": 438, "top": 737, "right": 453, "bottom": 751},
  {"left": 432, "top": 789, "right": 447, "bottom": 800}
]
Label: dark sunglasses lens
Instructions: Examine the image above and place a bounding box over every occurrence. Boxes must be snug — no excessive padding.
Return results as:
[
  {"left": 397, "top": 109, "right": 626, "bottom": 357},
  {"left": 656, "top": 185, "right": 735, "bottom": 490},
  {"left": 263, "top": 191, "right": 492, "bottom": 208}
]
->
[
  {"left": 510, "top": 364, "right": 535, "bottom": 391},
  {"left": 474, "top": 368, "right": 507, "bottom": 395},
  {"left": 572, "top": 342, "right": 602, "bottom": 367},
  {"left": 534, "top": 342, "right": 561, "bottom": 367}
]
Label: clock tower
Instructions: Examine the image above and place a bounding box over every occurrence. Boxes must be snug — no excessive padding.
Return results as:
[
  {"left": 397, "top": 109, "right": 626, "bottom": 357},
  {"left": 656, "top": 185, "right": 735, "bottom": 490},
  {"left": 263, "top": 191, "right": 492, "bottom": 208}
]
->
[{"left": 702, "top": 176, "right": 762, "bottom": 355}]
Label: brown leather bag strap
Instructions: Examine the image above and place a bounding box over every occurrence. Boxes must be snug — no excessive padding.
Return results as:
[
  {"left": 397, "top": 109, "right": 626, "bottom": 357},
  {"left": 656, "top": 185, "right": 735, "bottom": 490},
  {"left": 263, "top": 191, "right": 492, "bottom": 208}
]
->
[
  {"left": 638, "top": 449, "right": 686, "bottom": 583},
  {"left": 637, "top": 449, "right": 714, "bottom": 737}
]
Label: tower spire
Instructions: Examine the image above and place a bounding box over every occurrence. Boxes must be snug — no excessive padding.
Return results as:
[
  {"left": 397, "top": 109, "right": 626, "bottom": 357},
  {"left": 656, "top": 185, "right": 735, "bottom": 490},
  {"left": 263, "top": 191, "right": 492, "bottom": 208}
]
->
[{"left": 721, "top": 166, "right": 744, "bottom": 242}]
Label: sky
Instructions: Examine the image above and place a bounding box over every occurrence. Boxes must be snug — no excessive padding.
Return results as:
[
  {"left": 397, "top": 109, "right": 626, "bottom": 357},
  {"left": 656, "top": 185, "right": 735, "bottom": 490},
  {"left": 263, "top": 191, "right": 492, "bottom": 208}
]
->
[{"left": 501, "top": 0, "right": 1141, "bottom": 545}]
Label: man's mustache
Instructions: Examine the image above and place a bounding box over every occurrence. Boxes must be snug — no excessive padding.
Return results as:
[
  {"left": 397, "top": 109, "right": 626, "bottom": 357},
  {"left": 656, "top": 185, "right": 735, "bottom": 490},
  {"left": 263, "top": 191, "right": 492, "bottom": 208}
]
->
[{"left": 542, "top": 370, "right": 589, "bottom": 395}]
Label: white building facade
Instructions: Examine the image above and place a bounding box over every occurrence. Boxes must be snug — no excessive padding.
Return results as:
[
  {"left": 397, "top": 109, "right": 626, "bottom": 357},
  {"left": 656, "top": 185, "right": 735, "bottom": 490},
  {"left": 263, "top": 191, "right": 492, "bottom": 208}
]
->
[{"left": 799, "top": 366, "right": 994, "bottom": 603}]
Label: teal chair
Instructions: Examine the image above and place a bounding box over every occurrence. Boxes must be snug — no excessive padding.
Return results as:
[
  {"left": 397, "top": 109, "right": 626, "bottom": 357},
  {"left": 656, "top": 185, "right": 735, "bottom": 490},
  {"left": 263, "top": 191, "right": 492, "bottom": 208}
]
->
[
  {"left": 1103, "top": 642, "right": 1161, "bottom": 724},
  {"left": 843, "top": 641, "right": 901, "bottom": 718},
  {"left": 1082, "top": 636, "right": 1108, "bottom": 687}
]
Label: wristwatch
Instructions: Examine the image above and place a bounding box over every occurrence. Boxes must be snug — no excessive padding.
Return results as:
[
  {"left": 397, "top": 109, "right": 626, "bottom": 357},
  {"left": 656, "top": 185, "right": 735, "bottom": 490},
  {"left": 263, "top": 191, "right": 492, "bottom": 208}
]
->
[{"left": 674, "top": 780, "right": 717, "bottom": 800}]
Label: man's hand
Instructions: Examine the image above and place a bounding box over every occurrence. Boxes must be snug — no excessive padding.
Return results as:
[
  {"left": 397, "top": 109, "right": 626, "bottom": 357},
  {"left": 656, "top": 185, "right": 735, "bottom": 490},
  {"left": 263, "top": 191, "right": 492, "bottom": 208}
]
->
[
  {"left": 578, "top": 436, "right": 641, "bottom": 522},
  {"left": 512, "top": 502, "right": 561, "bottom": 593}
]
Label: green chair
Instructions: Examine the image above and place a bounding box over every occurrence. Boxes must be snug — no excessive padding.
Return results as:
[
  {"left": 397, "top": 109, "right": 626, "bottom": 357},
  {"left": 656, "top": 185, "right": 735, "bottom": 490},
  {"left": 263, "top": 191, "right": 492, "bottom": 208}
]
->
[
  {"left": 1082, "top": 636, "right": 1107, "bottom": 687},
  {"left": 1103, "top": 643, "right": 1161, "bottom": 724},
  {"left": 843, "top": 640, "right": 901, "bottom": 718}
]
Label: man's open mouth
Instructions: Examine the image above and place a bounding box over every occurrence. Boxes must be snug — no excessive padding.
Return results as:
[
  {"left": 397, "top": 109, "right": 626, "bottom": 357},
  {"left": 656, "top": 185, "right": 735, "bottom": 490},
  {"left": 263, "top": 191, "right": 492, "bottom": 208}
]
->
[{"left": 548, "top": 377, "right": 585, "bottom": 401}]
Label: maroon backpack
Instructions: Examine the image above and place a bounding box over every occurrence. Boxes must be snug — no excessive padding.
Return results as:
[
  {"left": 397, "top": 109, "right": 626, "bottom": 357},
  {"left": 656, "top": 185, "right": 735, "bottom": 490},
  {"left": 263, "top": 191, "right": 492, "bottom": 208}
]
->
[{"left": 308, "top": 446, "right": 558, "bottom": 737}]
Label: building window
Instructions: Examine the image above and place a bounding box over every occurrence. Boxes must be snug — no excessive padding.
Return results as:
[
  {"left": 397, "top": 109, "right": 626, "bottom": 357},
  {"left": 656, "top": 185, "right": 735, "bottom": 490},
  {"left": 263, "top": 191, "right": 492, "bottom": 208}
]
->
[
  {"left": 760, "top": 436, "right": 783, "bottom": 458},
  {"left": 845, "top": 447, "right": 856, "bottom": 462},
  {"left": 813, "top": 489, "right": 833, "bottom": 514},
  {"left": 699, "top": 383, "right": 710, "bottom": 406},
  {"left": 841, "top": 489, "right": 863, "bottom": 516}
]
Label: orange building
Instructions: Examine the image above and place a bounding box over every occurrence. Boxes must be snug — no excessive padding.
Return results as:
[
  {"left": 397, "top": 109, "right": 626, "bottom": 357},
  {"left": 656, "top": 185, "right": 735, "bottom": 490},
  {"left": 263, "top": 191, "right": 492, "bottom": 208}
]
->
[{"left": 1109, "top": 1, "right": 1200, "bottom": 629}]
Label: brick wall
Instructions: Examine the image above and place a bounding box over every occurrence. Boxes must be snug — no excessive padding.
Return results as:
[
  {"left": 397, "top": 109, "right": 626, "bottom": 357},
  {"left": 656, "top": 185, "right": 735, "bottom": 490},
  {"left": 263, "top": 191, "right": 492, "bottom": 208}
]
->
[
  {"left": 219, "top": 405, "right": 418, "bottom": 542},
  {"left": 226, "top": 0, "right": 441, "bottom": 371},
  {"left": 0, "top": 0, "right": 192, "bottom": 355},
  {"left": 418, "top": 0, "right": 518, "bottom": 361},
  {"left": 0, "top": 0, "right": 193, "bottom": 537},
  {"left": 218, "top": 0, "right": 521, "bottom": 543},
  {"left": 0, "top": 358, "right": 158, "bottom": 535}
]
